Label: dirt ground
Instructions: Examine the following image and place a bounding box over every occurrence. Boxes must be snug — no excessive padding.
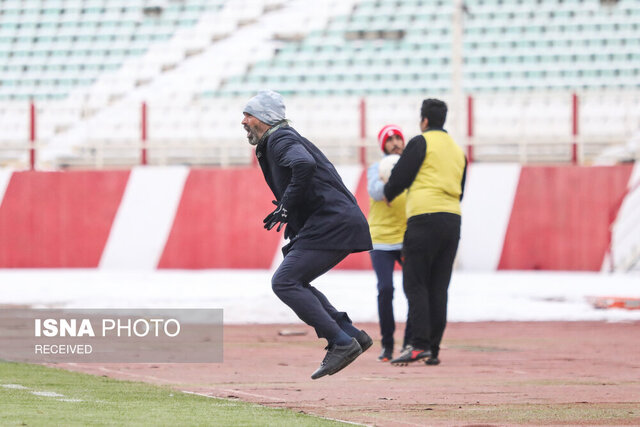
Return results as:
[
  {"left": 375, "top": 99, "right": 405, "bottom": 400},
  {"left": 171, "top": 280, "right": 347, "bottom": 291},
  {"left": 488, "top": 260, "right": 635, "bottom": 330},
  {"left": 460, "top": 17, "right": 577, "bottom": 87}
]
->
[{"left": 60, "top": 321, "right": 640, "bottom": 426}]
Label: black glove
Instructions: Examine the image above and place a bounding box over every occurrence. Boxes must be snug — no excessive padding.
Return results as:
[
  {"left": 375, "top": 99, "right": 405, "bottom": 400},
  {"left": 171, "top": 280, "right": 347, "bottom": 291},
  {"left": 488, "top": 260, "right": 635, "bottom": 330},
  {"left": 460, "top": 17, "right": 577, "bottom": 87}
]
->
[{"left": 263, "top": 200, "right": 288, "bottom": 232}]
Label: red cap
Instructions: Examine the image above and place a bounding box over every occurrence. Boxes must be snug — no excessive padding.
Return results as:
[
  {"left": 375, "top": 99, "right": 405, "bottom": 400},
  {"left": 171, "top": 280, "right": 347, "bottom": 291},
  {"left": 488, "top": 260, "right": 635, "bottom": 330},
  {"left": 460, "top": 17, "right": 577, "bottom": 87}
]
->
[{"left": 377, "top": 124, "right": 404, "bottom": 153}]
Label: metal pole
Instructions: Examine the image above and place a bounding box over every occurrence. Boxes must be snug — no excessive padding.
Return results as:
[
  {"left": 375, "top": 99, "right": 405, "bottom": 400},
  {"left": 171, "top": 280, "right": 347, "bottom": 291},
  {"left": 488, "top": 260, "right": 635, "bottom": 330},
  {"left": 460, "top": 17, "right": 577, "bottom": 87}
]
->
[
  {"left": 467, "top": 94, "right": 474, "bottom": 162},
  {"left": 141, "top": 101, "right": 148, "bottom": 166},
  {"left": 359, "top": 98, "right": 367, "bottom": 166},
  {"left": 29, "top": 101, "right": 36, "bottom": 170},
  {"left": 451, "top": 0, "right": 464, "bottom": 141},
  {"left": 572, "top": 93, "right": 578, "bottom": 165}
]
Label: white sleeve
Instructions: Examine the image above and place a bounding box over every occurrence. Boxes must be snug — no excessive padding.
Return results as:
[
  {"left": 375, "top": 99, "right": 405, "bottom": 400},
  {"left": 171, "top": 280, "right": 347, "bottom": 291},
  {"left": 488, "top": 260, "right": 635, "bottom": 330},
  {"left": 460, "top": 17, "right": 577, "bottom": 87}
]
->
[{"left": 367, "top": 162, "right": 385, "bottom": 201}]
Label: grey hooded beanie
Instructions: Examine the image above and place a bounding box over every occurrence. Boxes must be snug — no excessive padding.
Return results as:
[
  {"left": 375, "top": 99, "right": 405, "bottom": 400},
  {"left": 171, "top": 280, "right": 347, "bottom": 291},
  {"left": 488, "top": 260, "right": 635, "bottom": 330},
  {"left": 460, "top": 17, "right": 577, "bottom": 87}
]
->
[{"left": 243, "top": 90, "right": 286, "bottom": 125}]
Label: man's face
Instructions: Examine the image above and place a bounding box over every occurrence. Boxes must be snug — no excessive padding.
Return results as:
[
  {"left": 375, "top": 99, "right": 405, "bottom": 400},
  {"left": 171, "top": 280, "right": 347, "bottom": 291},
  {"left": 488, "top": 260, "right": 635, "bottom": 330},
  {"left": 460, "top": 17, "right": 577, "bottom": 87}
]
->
[
  {"left": 241, "top": 113, "right": 269, "bottom": 146},
  {"left": 384, "top": 135, "right": 404, "bottom": 155}
]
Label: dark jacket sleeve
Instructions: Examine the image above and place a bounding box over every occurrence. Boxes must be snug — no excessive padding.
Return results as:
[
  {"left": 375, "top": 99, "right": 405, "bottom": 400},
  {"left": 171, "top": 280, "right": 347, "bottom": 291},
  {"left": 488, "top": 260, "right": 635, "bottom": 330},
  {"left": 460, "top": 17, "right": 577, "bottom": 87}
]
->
[
  {"left": 272, "top": 134, "right": 316, "bottom": 209},
  {"left": 383, "top": 135, "right": 426, "bottom": 202},
  {"left": 460, "top": 157, "right": 468, "bottom": 201}
]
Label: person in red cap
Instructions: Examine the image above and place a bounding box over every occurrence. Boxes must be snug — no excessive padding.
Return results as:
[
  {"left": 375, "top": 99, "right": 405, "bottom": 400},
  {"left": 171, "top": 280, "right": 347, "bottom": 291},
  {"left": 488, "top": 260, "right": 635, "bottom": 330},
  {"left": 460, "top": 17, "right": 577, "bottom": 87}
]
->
[{"left": 366, "top": 124, "right": 412, "bottom": 362}]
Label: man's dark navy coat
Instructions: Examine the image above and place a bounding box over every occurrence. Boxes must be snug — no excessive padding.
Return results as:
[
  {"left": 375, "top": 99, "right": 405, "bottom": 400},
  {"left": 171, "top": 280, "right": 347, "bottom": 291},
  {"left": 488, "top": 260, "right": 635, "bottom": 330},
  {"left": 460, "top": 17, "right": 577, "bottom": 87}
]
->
[{"left": 256, "top": 124, "right": 372, "bottom": 255}]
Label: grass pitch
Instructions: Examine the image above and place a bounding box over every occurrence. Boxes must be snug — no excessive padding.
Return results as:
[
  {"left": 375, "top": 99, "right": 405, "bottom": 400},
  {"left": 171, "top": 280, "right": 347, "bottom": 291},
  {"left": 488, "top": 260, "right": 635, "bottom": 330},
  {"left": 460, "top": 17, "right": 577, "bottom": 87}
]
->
[{"left": 0, "top": 362, "right": 347, "bottom": 426}]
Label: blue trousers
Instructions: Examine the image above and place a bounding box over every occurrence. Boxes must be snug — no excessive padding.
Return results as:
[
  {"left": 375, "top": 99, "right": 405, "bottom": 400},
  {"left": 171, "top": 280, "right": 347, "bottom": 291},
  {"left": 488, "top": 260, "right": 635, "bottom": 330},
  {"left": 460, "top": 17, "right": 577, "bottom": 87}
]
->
[
  {"left": 370, "top": 249, "right": 412, "bottom": 350},
  {"left": 272, "top": 249, "right": 354, "bottom": 342}
]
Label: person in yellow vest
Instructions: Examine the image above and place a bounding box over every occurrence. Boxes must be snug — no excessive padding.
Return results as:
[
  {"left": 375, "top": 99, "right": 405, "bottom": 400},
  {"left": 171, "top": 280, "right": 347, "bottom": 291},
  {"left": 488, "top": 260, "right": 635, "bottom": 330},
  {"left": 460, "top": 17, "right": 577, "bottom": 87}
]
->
[
  {"left": 367, "top": 124, "right": 413, "bottom": 362},
  {"left": 383, "top": 99, "right": 467, "bottom": 366}
]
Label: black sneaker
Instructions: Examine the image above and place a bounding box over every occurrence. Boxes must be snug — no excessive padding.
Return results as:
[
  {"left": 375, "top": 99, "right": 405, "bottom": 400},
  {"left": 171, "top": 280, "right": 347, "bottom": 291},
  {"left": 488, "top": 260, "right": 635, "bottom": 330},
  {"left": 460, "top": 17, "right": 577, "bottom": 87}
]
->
[
  {"left": 424, "top": 356, "right": 440, "bottom": 365},
  {"left": 311, "top": 338, "right": 362, "bottom": 380},
  {"left": 378, "top": 347, "right": 392, "bottom": 362},
  {"left": 390, "top": 345, "right": 431, "bottom": 366},
  {"left": 355, "top": 330, "right": 373, "bottom": 353}
]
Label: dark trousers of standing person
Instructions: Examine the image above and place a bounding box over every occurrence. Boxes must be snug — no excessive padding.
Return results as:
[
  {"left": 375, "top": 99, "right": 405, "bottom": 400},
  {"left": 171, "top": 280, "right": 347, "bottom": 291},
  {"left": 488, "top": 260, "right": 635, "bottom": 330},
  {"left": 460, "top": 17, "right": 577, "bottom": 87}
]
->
[
  {"left": 369, "top": 249, "right": 412, "bottom": 350},
  {"left": 402, "top": 213, "right": 460, "bottom": 357},
  {"left": 271, "top": 248, "right": 361, "bottom": 345}
]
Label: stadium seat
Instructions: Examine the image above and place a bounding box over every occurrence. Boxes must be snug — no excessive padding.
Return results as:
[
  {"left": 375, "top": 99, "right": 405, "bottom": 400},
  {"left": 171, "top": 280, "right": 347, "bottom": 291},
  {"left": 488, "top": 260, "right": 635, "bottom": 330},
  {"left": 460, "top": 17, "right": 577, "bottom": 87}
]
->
[{"left": 0, "top": 0, "right": 638, "bottom": 167}]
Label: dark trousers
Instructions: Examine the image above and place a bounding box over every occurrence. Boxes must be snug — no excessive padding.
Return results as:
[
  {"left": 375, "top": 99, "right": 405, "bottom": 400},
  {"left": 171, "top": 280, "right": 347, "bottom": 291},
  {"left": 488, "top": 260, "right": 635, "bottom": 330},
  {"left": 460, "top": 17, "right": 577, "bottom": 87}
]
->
[
  {"left": 403, "top": 213, "right": 460, "bottom": 357},
  {"left": 369, "top": 249, "right": 412, "bottom": 350},
  {"left": 272, "top": 248, "right": 353, "bottom": 341}
]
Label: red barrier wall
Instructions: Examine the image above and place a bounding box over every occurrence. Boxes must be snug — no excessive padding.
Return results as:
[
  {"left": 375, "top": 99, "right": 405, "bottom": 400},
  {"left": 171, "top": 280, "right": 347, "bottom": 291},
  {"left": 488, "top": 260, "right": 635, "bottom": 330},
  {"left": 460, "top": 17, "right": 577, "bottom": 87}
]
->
[
  {"left": 0, "top": 170, "right": 129, "bottom": 268},
  {"left": 0, "top": 165, "right": 633, "bottom": 271},
  {"left": 158, "top": 168, "right": 282, "bottom": 269},
  {"left": 498, "top": 165, "right": 633, "bottom": 271}
]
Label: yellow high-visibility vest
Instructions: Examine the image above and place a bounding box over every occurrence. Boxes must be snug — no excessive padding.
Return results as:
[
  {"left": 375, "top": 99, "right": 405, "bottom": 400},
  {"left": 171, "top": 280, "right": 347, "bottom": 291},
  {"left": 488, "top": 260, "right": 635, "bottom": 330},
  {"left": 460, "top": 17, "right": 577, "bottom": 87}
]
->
[
  {"left": 368, "top": 191, "right": 407, "bottom": 245},
  {"left": 406, "top": 130, "right": 466, "bottom": 218}
]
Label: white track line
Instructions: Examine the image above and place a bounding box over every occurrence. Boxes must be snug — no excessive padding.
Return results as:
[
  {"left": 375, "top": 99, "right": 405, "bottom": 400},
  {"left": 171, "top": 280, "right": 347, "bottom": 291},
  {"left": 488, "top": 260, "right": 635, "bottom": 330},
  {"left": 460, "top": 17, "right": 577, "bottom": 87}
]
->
[
  {"left": 2, "top": 384, "right": 28, "bottom": 389},
  {"left": 186, "top": 389, "right": 369, "bottom": 426},
  {"left": 96, "top": 366, "right": 175, "bottom": 384},
  {"left": 65, "top": 365, "right": 369, "bottom": 426},
  {"left": 31, "top": 391, "right": 64, "bottom": 397},
  {"left": 3, "top": 382, "right": 84, "bottom": 402},
  {"left": 181, "top": 390, "right": 248, "bottom": 407},
  {"left": 220, "top": 388, "right": 287, "bottom": 403}
]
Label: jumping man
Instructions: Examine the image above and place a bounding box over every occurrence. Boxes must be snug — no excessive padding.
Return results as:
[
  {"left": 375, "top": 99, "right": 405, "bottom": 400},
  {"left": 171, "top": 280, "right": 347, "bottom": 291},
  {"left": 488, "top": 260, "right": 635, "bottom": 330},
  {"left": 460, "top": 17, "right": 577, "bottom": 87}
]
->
[{"left": 241, "top": 90, "right": 373, "bottom": 379}]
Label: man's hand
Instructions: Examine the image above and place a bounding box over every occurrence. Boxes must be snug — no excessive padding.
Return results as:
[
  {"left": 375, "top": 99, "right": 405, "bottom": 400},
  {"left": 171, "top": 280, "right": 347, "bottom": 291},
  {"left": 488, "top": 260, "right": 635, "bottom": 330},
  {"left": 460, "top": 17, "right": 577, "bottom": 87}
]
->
[{"left": 263, "top": 200, "right": 288, "bottom": 232}]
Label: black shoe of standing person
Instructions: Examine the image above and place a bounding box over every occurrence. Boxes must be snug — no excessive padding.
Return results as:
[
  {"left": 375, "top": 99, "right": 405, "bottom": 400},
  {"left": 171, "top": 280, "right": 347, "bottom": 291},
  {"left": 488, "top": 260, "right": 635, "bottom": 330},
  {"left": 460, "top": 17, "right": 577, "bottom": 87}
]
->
[
  {"left": 355, "top": 330, "right": 373, "bottom": 353},
  {"left": 378, "top": 347, "right": 392, "bottom": 362},
  {"left": 390, "top": 345, "right": 431, "bottom": 366},
  {"left": 425, "top": 348, "right": 440, "bottom": 365},
  {"left": 311, "top": 338, "right": 362, "bottom": 380},
  {"left": 424, "top": 356, "right": 440, "bottom": 365}
]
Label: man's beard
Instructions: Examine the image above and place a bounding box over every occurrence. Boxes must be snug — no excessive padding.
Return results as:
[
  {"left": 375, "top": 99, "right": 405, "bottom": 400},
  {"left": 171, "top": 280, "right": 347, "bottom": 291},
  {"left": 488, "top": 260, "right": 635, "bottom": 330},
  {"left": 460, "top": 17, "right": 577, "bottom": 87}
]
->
[{"left": 245, "top": 125, "right": 259, "bottom": 146}]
